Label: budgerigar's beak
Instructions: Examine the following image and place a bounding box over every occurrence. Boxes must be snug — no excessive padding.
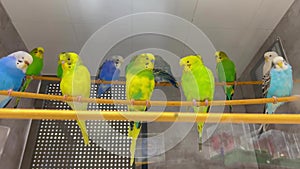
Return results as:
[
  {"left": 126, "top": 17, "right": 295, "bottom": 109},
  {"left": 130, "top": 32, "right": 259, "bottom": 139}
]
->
[
  {"left": 265, "top": 57, "right": 268, "bottom": 62},
  {"left": 179, "top": 60, "right": 184, "bottom": 67},
  {"left": 278, "top": 61, "right": 283, "bottom": 68},
  {"left": 24, "top": 60, "right": 30, "bottom": 66}
]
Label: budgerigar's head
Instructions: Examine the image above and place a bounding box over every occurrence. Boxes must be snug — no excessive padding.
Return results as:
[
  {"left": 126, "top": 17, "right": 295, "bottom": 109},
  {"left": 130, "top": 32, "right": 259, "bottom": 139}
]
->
[
  {"left": 111, "top": 55, "right": 124, "bottom": 69},
  {"left": 264, "top": 51, "right": 278, "bottom": 63},
  {"left": 179, "top": 55, "right": 203, "bottom": 71},
  {"left": 272, "top": 56, "right": 289, "bottom": 70},
  {"left": 30, "top": 47, "right": 45, "bottom": 59},
  {"left": 134, "top": 53, "right": 155, "bottom": 70},
  {"left": 215, "top": 51, "right": 228, "bottom": 63},
  {"left": 11, "top": 51, "right": 33, "bottom": 73},
  {"left": 59, "top": 52, "right": 82, "bottom": 71}
]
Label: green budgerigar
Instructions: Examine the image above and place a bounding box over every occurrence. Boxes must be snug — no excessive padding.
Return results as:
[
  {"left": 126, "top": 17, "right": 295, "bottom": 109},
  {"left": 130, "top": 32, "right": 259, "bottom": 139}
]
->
[
  {"left": 126, "top": 53, "right": 156, "bottom": 166},
  {"left": 180, "top": 55, "right": 215, "bottom": 151},
  {"left": 59, "top": 52, "right": 90, "bottom": 145},
  {"left": 215, "top": 51, "right": 236, "bottom": 112},
  {"left": 14, "top": 47, "right": 44, "bottom": 107}
]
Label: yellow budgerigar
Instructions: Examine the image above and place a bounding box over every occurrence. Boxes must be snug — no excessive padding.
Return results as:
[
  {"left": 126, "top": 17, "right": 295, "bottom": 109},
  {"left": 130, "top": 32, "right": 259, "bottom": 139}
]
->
[
  {"left": 180, "top": 55, "right": 215, "bottom": 151},
  {"left": 126, "top": 53, "right": 156, "bottom": 166},
  {"left": 59, "top": 52, "right": 90, "bottom": 145}
]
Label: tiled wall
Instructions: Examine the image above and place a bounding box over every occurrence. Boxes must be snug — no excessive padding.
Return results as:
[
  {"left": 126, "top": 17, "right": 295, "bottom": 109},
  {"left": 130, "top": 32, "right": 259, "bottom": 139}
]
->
[{"left": 0, "top": 2, "right": 35, "bottom": 169}]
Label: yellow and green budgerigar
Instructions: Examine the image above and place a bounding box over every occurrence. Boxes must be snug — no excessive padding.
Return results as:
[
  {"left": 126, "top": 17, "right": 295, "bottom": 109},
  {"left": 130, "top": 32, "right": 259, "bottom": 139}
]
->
[
  {"left": 180, "top": 55, "right": 215, "bottom": 151},
  {"left": 59, "top": 52, "right": 90, "bottom": 145},
  {"left": 126, "top": 53, "right": 156, "bottom": 166},
  {"left": 14, "top": 47, "right": 45, "bottom": 107},
  {"left": 215, "top": 51, "right": 236, "bottom": 112}
]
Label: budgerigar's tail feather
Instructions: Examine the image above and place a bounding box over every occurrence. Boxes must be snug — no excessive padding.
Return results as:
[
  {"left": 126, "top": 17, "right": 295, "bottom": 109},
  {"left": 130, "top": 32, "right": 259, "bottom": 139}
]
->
[
  {"left": 77, "top": 120, "right": 90, "bottom": 145},
  {"left": 257, "top": 124, "right": 269, "bottom": 138},
  {"left": 14, "top": 78, "right": 32, "bottom": 108},
  {"left": 129, "top": 121, "right": 142, "bottom": 166},
  {"left": 195, "top": 105, "right": 210, "bottom": 151},
  {"left": 153, "top": 68, "right": 179, "bottom": 88},
  {"left": 225, "top": 86, "right": 234, "bottom": 113},
  {"left": 197, "top": 122, "right": 204, "bottom": 151},
  {"left": 97, "top": 84, "right": 111, "bottom": 97}
]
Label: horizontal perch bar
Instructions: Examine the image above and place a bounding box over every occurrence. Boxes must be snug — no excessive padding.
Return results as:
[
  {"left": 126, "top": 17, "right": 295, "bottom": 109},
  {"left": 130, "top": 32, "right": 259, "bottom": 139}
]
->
[
  {"left": 0, "top": 108, "right": 300, "bottom": 124},
  {"left": 26, "top": 75, "right": 300, "bottom": 86},
  {"left": 0, "top": 91, "right": 299, "bottom": 106}
]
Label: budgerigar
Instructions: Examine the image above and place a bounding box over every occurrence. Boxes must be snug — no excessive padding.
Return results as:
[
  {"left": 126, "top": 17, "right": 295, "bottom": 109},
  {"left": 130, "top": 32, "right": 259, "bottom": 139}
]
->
[
  {"left": 59, "top": 52, "right": 90, "bottom": 145},
  {"left": 14, "top": 47, "right": 44, "bottom": 107},
  {"left": 258, "top": 56, "right": 293, "bottom": 135},
  {"left": 262, "top": 51, "right": 279, "bottom": 97},
  {"left": 96, "top": 55, "right": 124, "bottom": 97},
  {"left": 0, "top": 51, "right": 33, "bottom": 108},
  {"left": 215, "top": 51, "right": 236, "bottom": 112},
  {"left": 153, "top": 68, "right": 178, "bottom": 88},
  {"left": 180, "top": 55, "right": 215, "bottom": 151},
  {"left": 126, "top": 53, "right": 155, "bottom": 166}
]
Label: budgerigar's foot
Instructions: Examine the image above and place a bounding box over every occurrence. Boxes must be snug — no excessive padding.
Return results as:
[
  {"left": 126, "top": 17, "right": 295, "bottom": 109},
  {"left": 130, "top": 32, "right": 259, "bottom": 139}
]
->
[
  {"left": 234, "top": 81, "right": 238, "bottom": 86},
  {"left": 63, "top": 95, "right": 68, "bottom": 101},
  {"left": 192, "top": 99, "right": 198, "bottom": 107},
  {"left": 7, "top": 89, "right": 13, "bottom": 96},
  {"left": 77, "top": 96, "right": 82, "bottom": 102},
  {"left": 204, "top": 99, "right": 209, "bottom": 106},
  {"left": 145, "top": 100, "right": 150, "bottom": 107},
  {"left": 272, "top": 96, "right": 278, "bottom": 104},
  {"left": 130, "top": 99, "right": 135, "bottom": 105}
]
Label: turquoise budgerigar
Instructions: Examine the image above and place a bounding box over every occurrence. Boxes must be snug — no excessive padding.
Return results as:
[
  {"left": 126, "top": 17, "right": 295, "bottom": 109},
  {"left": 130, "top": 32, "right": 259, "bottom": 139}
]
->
[
  {"left": 14, "top": 47, "right": 44, "bottom": 107},
  {"left": 59, "top": 52, "right": 91, "bottom": 145},
  {"left": 215, "top": 51, "right": 236, "bottom": 112},
  {"left": 180, "top": 55, "right": 215, "bottom": 151},
  {"left": 258, "top": 56, "right": 293, "bottom": 135},
  {"left": 96, "top": 55, "right": 124, "bottom": 97},
  {"left": 0, "top": 51, "right": 33, "bottom": 107},
  {"left": 126, "top": 53, "right": 155, "bottom": 166}
]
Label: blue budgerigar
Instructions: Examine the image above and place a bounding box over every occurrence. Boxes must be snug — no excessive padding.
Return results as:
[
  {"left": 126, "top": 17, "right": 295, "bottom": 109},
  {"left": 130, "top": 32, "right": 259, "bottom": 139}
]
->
[
  {"left": 258, "top": 56, "right": 293, "bottom": 134},
  {"left": 96, "top": 55, "right": 124, "bottom": 97},
  {"left": 0, "top": 51, "right": 33, "bottom": 107}
]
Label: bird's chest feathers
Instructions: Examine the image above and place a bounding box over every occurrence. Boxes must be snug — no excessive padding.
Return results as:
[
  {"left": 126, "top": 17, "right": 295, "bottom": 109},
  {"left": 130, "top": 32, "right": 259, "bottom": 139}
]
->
[{"left": 127, "top": 70, "right": 154, "bottom": 100}]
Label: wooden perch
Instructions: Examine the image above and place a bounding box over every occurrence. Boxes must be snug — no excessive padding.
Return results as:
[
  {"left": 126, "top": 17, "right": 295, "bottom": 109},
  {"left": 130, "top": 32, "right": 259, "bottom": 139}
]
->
[
  {"left": 0, "top": 108, "right": 300, "bottom": 124},
  {"left": 0, "top": 90, "right": 299, "bottom": 107}
]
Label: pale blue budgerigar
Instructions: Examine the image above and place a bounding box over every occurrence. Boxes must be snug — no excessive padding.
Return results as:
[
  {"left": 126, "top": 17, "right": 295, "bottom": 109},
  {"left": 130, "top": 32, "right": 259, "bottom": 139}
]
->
[
  {"left": 258, "top": 56, "right": 293, "bottom": 135},
  {"left": 96, "top": 55, "right": 124, "bottom": 97},
  {"left": 0, "top": 51, "right": 33, "bottom": 107}
]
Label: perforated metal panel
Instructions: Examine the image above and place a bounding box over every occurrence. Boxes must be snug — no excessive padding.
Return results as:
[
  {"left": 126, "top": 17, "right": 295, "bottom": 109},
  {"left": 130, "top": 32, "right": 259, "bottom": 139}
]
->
[{"left": 30, "top": 82, "right": 132, "bottom": 169}]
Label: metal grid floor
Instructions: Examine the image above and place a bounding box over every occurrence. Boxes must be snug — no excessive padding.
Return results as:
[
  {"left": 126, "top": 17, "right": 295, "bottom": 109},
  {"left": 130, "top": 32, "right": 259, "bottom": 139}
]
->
[{"left": 29, "top": 82, "right": 131, "bottom": 169}]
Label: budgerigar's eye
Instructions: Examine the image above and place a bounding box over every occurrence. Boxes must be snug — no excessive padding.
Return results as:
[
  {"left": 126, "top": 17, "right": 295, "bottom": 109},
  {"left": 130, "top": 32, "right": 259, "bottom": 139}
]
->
[
  {"left": 269, "top": 55, "right": 272, "bottom": 57},
  {"left": 146, "top": 57, "right": 149, "bottom": 60},
  {"left": 187, "top": 60, "right": 189, "bottom": 63},
  {"left": 67, "top": 57, "right": 70, "bottom": 60}
]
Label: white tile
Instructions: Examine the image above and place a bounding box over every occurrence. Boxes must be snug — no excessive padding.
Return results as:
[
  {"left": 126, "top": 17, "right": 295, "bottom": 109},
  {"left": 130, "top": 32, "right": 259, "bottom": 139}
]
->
[
  {"left": 66, "top": 0, "right": 132, "bottom": 24},
  {"left": 194, "top": 0, "right": 263, "bottom": 29},
  {"left": 132, "top": 0, "right": 198, "bottom": 20},
  {"left": 254, "top": 0, "right": 294, "bottom": 29},
  {"left": 1, "top": 0, "right": 70, "bottom": 22}
]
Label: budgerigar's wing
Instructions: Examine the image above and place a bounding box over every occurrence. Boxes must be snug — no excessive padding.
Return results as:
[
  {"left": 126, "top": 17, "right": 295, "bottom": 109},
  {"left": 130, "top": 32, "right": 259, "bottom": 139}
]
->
[
  {"left": 0, "top": 72, "right": 14, "bottom": 108},
  {"left": 57, "top": 63, "right": 63, "bottom": 78},
  {"left": 153, "top": 68, "right": 178, "bottom": 88},
  {"left": 97, "top": 60, "right": 119, "bottom": 97}
]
